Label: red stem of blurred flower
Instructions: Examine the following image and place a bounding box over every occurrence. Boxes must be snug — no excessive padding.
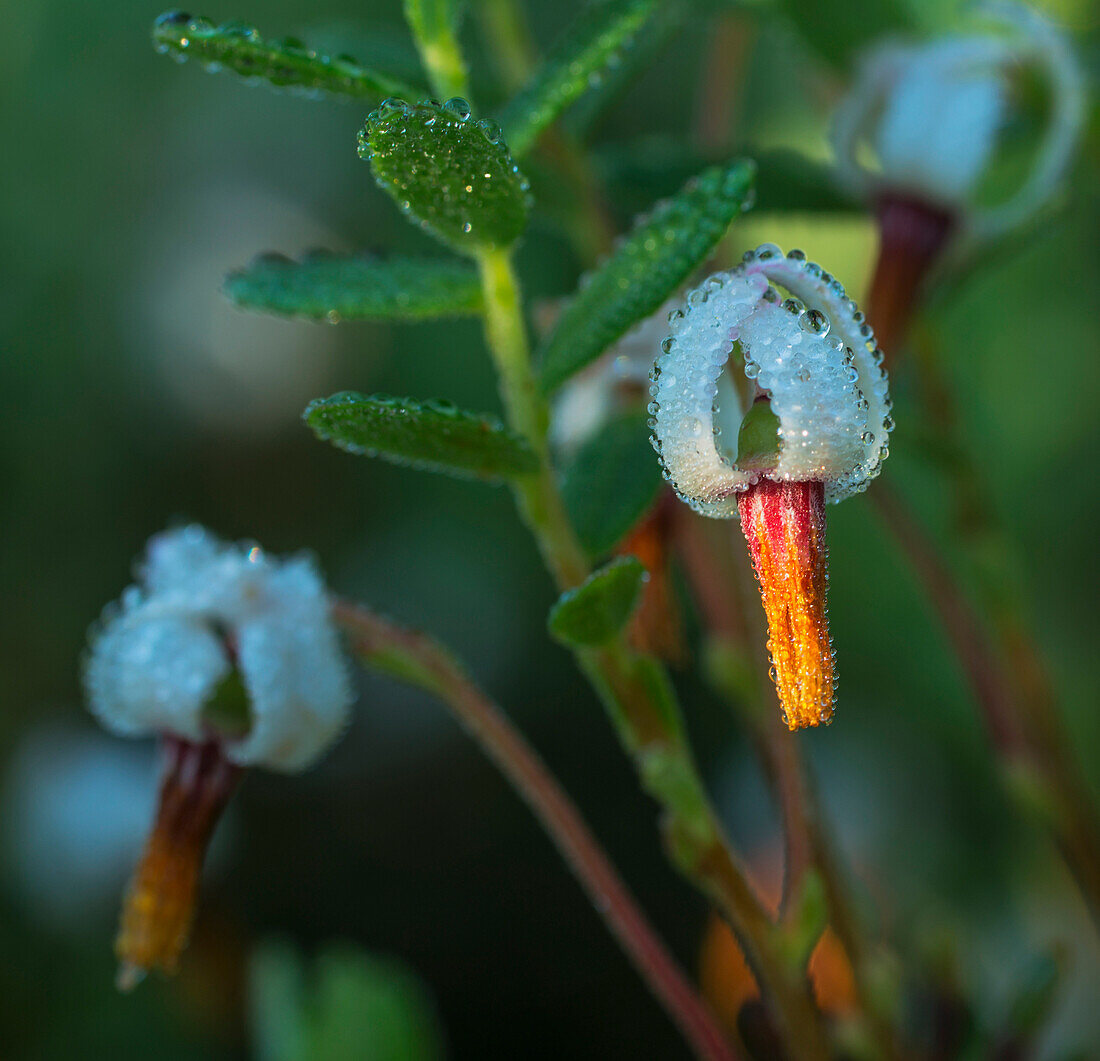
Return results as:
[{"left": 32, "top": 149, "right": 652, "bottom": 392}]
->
[{"left": 334, "top": 600, "right": 740, "bottom": 1061}]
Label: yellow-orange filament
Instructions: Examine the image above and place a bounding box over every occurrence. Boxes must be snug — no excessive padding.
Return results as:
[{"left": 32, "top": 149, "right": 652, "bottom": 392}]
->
[
  {"left": 737, "top": 479, "right": 834, "bottom": 730},
  {"left": 115, "top": 739, "right": 240, "bottom": 990}
]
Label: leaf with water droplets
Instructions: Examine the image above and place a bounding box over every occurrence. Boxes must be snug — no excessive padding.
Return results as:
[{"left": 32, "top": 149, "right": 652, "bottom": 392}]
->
[
  {"left": 548, "top": 557, "right": 648, "bottom": 648},
  {"left": 359, "top": 99, "right": 531, "bottom": 253},
  {"left": 223, "top": 253, "right": 482, "bottom": 322},
  {"left": 304, "top": 393, "right": 538, "bottom": 481},
  {"left": 538, "top": 159, "right": 756, "bottom": 393},
  {"left": 561, "top": 411, "right": 663, "bottom": 557},
  {"left": 151, "top": 12, "right": 420, "bottom": 99},
  {"left": 498, "top": 0, "right": 660, "bottom": 158}
]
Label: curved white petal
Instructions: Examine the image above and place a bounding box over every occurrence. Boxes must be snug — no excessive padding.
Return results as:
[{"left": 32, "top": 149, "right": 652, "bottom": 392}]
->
[
  {"left": 86, "top": 600, "right": 230, "bottom": 741},
  {"left": 649, "top": 246, "right": 893, "bottom": 518}
]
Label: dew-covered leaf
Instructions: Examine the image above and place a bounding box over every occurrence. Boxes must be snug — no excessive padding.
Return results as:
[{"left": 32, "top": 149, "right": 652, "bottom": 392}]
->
[
  {"left": 223, "top": 253, "right": 482, "bottom": 322},
  {"left": 151, "top": 11, "right": 420, "bottom": 99},
  {"left": 304, "top": 393, "right": 538, "bottom": 480},
  {"left": 548, "top": 556, "right": 648, "bottom": 648},
  {"left": 359, "top": 99, "right": 531, "bottom": 253},
  {"left": 538, "top": 159, "right": 755, "bottom": 393},
  {"left": 561, "top": 411, "right": 663, "bottom": 557},
  {"left": 499, "top": 0, "right": 661, "bottom": 158}
]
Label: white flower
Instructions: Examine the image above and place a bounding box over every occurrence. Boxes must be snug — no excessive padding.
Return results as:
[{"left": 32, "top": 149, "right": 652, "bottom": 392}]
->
[
  {"left": 85, "top": 525, "right": 353, "bottom": 772},
  {"left": 831, "top": 2, "right": 1083, "bottom": 237},
  {"left": 650, "top": 244, "right": 892, "bottom": 519}
]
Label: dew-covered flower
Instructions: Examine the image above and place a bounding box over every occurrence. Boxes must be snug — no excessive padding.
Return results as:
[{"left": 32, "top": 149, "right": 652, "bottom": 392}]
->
[
  {"left": 650, "top": 245, "right": 892, "bottom": 729},
  {"left": 831, "top": 4, "right": 1083, "bottom": 350},
  {"left": 84, "top": 525, "right": 353, "bottom": 988}
]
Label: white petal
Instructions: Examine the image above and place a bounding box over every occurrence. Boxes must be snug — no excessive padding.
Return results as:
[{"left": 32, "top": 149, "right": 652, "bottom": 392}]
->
[{"left": 85, "top": 601, "right": 230, "bottom": 740}]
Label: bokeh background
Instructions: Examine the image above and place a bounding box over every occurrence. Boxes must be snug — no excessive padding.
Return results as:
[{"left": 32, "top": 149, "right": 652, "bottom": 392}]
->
[{"left": 2, "top": 0, "right": 1098, "bottom": 1057}]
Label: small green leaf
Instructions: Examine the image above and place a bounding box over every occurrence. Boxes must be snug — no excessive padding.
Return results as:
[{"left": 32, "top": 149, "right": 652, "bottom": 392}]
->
[
  {"left": 151, "top": 11, "right": 420, "bottom": 99},
  {"left": 548, "top": 556, "right": 648, "bottom": 647},
  {"left": 776, "top": 870, "right": 828, "bottom": 972},
  {"left": 499, "top": 0, "right": 661, "bottom": 158},
  {"left": 561, "top": 411, "right": 662, "bottom": 556},
  {"left": 359, "top": 99, "right": 531, "bottom": 253},
  {"left": 305, "top": 392, "right": 538, "bottom": 481},
  {"left": 538, "top": 159, "right": 755, "bottom": 393},
  {"left": 224, "top": 252, "right": 483, "bottom": 322},
  {"left": 735, "top": 397, "right": 781, "bottom": 472}
]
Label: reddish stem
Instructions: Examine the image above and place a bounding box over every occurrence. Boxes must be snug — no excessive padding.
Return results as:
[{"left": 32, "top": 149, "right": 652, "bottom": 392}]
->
[
  {"left": 868, "top": 195, "right": 955, "bottom": 357},
  {"left": 334, "top": 601, "right": 739, "bottom": 1061}
]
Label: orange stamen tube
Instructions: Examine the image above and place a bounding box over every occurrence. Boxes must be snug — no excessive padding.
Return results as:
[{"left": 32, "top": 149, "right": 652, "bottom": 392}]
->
[
  {"left": 737, "top": 479, "right": 834, "bottom": 730},
  {"left": 115, "top": 738, "right": 241, "bottom": 990}
]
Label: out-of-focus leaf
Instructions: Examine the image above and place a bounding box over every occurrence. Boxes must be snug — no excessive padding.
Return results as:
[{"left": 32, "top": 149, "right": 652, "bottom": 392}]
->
[
  {"left": 777, "top": 0, "right": 916, "bottom": 68},
  {"left": 538, "top": 159, "right": 755, "bottom": 393},
  {"left": 151, "top": 11, "right": 420, "bottom": 99},
  {"left": 548, "top": 556, "right": 648, "bottom": 647},
  {"left": 249, "top": 939, "right": 444, "bottom": 1061},
  {"left": 596, "top": 140, "right": 856, "bottom": 217},
  {"left": 304, "top": 393, "right": 538, "bottom": 481},
  {"left": 359, "top": 98, "right": 531, "bottom": 253},
  {"left": 499, "top": 0, "right": 661, "bottom": 158},
  {"left": 223, "top": 253, "right": 483, "bottom": 322},
  {"left": 561, "top": 411, "right": 663, "bottom": 556}
]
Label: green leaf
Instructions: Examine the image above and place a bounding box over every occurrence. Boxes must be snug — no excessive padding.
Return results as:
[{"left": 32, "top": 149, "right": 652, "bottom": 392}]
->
[
  {"left": 548, "top": 556, "right": 648, "bottom": 647},
  {"left": 305, "top": 393, "right": 538, "bottom": 481},
  {"left": 499, "top": 0, "right": 661, "bottom": 158},
  {"left": 561, "top": 411, "right": 662, "bottom": 556},
  {"left": 151, "top": 12, "right": 420, "bottom": 99},
  {"left": 223, "top": 252, "right": 483, "bottom": 322},
  {"left": 359, "top": 99, "right": 531, "bottom": 253},
  {"left": 538, "top": 159, "right": 755, "bottom": 393},
  {"left": 249, "top": 940, "right": 443, "bottom": 1061}
]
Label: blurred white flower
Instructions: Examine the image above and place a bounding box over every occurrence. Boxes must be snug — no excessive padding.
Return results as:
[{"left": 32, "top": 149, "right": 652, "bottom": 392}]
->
[
  {"left": 831, "top": 2, "right": 1083, "bottom": 238},
  {"left": 86, "top": 525, "right": 353, "bottom": 772}
]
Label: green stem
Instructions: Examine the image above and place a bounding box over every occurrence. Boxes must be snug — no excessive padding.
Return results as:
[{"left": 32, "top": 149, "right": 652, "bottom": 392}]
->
[
  {"left": 334, "top": 600, "right": 740, "bottom": 1061},
  {"left": 475, "top": 245, "right": 831, "bottom": 1061},
  {"left": 404, "top": 0, "right": 471, "bottom": 102}
]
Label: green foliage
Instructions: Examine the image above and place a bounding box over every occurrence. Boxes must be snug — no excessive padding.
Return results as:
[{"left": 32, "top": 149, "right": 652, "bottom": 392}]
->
[
  {"left": 305, "top": 393, "right": 539, "bottom": 481},
  {"left": 548, "top": 556, "right": 647, "bottom": 647},
  {"left": 596, "top": 141, "right": 855, "bottom": 217},
  {"left": 151, "top": 11, "right": 419, "bottom": 99},
  {"left": 776, "top": 870, "right": 828, "bottom": 972},
  {"left": 777, "top": 0, "right": 916, "bottom": 68},
  {"left": 402, "top": 0, "right": 469, "bottom": 100},
  {"left": 538, "top": 159, "right": 755, "bottom": 393},
  {"left": 499, "top": 0, "right": 661, "bottom": 158},
  {"left": 223, "top": 252, "right": 483, "bottom": 322},
  {"left": 735, "top": 398, "right": 782, "bottom": 471},
  {"left": 250, "top": 940, "right": 443, "bottom": 1061},
  {"left": 561, "top": 411, "right": 663, "bottom": 556},
  {"left": 359, "top": 99, "right": 531, "bottom": 253}
]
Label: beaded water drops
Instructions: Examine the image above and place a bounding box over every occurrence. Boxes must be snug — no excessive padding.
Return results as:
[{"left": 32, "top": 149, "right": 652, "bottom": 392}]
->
[
  {"left": 649, "top": 245, "right": 892, "bottom": 729},
  {"left": 84, "top": 525, "right": 352, "bottom": 987}
]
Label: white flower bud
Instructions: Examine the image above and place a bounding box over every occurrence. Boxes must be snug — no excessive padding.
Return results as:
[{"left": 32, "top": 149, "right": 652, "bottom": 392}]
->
[
  {"left": 650, "top": 245, "right": 892, "bottom": 519},
  {"left": 831, "top": 2, "right": 1083, "bottom": 237},
  {"left": 85, "top": 525, "right": 353, "bottom": 772}
]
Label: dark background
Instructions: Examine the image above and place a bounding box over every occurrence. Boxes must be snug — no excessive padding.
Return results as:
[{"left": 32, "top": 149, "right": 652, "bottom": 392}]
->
[{"left": 2, "top": 0, "right": 1098, "bottom": 1056}]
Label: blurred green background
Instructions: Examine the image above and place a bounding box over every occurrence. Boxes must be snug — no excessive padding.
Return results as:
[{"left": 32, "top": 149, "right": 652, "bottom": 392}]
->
[{"left": 2, "top": 0, "right": 1098, "bottom": 1057}]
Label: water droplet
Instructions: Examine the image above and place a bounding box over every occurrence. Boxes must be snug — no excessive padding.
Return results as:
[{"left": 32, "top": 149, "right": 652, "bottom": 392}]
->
[
  {"left": 443, "top": 97, "right": 471, "bottom": 120},
  {"left": 800, "top": 309, "right": 829, "bottom": 336},
  {"left": 786, "top": 248, "right": 806, "bottom": 261},
  {"left": 782, "top": 298, "right": 805, "bottom": 316}
]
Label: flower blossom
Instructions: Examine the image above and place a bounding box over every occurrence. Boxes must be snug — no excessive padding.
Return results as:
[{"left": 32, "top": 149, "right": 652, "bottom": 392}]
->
[
  {"left": 84, "top": 525, "right": 353, "bottom": 988},
  {"left": 649, "top": 244, "right": 892, "bottom": 729},
  {"left": 830, "top": 3, "right": 1083, "bottom": 350}
]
